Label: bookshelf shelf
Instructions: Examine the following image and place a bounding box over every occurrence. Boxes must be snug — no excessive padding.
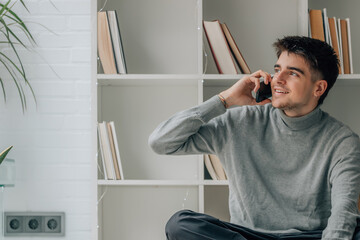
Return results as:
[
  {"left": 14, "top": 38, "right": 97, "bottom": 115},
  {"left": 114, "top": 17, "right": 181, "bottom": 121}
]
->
[
  {"left": 93, "top": 0, "right": 360, "bottom": 239},
  {"left": 202, "top": 180, "right": 229, "bottom": 186},
  {"left": 97, "top": 74, "right": 200, "bottom": 86},
  {"left": 97, "top": 179, "right": 230, "bottom": 186},
  {"left": 98, "top": 180, "right": 200, "bottom": 186}
]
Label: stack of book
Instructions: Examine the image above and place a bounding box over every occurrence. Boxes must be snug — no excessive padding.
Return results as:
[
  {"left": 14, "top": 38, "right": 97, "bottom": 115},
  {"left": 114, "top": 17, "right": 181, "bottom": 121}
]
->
[
  {"left": 203, "top": 20, "right": 251, "bottom": 74},
  {"left": 204, "top": 154, "right": 227, "bottom": 180},
  {"left": 97, "top": 10, "right": 127, "bottom": 74},
  {"left": 98, "top": 121, "right": 124, "bottom": 180},
  {"left": 309, "top": 8, "right": 353, "bottom": 74}
]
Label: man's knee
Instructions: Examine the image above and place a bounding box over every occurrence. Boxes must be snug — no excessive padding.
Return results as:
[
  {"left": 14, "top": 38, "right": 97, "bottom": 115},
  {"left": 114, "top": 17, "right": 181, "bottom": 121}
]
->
[{"left": 165, "top": 210, "right": 197, "bottom": 239}]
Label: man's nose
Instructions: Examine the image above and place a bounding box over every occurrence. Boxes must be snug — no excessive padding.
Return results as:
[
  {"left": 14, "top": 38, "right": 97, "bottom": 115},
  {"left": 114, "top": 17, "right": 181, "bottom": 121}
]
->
[{"left": 273, "top": 71, "right": 286, "bottom": 85}]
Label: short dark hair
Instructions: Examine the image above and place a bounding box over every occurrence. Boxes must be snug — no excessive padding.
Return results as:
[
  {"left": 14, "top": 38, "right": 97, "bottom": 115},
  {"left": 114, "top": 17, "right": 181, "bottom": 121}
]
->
[{"left": 273, "top": 36, "right": 339, "bottom": 105}]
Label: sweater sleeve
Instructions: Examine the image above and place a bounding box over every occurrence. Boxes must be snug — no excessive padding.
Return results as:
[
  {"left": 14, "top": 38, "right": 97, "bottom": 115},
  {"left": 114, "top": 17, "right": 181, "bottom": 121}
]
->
[
  {"left": 148, "top": 95, "right": 227, "bottom": 155},
  {"left": 322, "top": 134, "right": 360, "bottom": 240}
]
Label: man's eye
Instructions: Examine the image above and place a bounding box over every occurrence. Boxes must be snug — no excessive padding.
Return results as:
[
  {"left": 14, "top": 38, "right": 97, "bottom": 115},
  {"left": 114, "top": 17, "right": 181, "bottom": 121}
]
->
[
  {"left": 274, "top": 69, "right": 280, "bottom": 73},
  {"left": 290, "top": 72, "right": 298, "bottom": 77}
]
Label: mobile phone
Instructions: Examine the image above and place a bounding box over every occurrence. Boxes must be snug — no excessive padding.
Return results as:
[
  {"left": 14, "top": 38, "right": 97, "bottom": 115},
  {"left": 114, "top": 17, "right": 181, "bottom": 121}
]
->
[{"left": 255, "top": 81, "right": 272, "bottom": 103}]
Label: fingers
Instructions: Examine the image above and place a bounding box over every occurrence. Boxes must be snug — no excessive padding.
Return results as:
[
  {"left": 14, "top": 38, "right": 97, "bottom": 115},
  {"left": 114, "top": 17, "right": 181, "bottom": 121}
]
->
[
  {"left": 251, "top": 70, "right": 272, "bottom": 84},
  {"left": 249, "top": 70, "right": 272, "bottom": 93},
  {"left": 256, "top": 98, "right": 272, "bottom": 105},
  {"left": 250, "top": 76, "right": 261, "bottom": 93}
]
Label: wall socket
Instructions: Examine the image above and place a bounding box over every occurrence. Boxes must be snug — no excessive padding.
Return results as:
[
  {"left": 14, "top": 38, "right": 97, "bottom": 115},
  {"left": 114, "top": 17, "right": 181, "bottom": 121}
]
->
[{"left": 4, "top": 212, "right": 65, "bottom": 236}]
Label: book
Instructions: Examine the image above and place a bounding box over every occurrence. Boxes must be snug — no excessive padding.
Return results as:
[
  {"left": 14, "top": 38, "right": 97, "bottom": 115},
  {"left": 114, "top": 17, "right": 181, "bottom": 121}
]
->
[
  {"left": 221, "top": 23, "right": 251, "bottom": 74},
  {"left": 328, "top": 17, "right": 342, "bottom": 74},
  {"left": 345, "top": 18, "right": 353, "bottom": 74},
  {"left": 322, "top": 9, "right": 331, "bottom": 45},
  {"left": 107, "top": 10, "right": 127, "bottom": 74},
  {"left": 97, "top": 11, "right": 117, "bottom": 74},
  {"left": 107, "top": 122, "right": 122, "bottom": 180},
  {"left": 337, "top": 18, "right": 344, "bottom": 74},
  {"left": 340, "top": 19, "right": 350, "bottom": 74},
  {"left": 309, "top": 9, "right": 325, "bottom": 42},
  {"left": 209, "top": 154, "right": 227, "bottom": 180},
  {"left": 108, "top": 121, "right": 124, "bottom": 180},
  {"left": 98, "top": 122, "right": 116, "bottom": 179},
  {"left": 204, "top": 155, "right": 218, "bottom": 180},
  {"left": 97, "top": 125, "right": 107, "bottom": 180},
  {"left": 203, "top": 20, "right": 238, "bottom": 74}
]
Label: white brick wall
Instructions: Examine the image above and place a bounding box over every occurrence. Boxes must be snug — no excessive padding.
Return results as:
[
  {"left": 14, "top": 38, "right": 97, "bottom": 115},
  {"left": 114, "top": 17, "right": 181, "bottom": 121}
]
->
[{"left": 0, "top": 0, "right": 95, "bottom": 239}]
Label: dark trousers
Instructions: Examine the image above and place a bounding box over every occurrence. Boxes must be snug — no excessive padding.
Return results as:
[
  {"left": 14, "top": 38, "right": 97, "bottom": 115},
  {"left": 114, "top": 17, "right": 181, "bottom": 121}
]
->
[{"left": 166, "top": 210, "right": 360, "bottom": 240}]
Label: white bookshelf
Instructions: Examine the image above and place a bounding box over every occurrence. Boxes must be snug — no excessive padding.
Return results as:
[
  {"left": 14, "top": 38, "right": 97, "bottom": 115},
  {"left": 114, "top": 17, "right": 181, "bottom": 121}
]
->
[{"left": 92, "top": 0, "right": 360, "bottom": 239}]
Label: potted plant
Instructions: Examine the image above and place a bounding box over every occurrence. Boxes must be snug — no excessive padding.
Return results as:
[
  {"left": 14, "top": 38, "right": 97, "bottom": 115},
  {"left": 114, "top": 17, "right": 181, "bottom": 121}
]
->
[{"left": 0, "top": 0, "right": 37, "bottom": 112}]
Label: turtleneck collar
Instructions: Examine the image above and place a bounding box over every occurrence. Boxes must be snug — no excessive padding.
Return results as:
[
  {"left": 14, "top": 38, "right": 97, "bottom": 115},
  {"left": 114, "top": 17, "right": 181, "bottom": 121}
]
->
[{"left": 276, "top": 107, "right": 323, "bottom": 131}]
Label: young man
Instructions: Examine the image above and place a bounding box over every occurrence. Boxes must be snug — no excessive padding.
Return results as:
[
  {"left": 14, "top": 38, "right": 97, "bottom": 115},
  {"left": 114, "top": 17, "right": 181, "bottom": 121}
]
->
[{"left": 149, "top": 36, "right": 360, "bottom": 240}]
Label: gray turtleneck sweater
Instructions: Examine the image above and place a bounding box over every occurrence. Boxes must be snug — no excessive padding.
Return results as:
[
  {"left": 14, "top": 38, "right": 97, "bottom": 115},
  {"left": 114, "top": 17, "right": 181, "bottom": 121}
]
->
[{"left": 149, "top": 95, "right": 360, "bottom": 239}]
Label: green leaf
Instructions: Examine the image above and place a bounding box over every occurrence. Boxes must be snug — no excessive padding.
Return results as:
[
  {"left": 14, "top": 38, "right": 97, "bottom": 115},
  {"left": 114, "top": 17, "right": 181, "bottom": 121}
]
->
[{"left": 0, "top": 146, "right": 13, "bottom": 165}]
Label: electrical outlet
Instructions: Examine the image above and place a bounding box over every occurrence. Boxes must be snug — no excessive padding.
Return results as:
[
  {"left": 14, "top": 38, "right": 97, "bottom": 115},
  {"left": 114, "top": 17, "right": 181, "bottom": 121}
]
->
[
  {"left": 44, "top": 216, "right": 62, "bottom": 233},
  {"left": 24, "top": 216, "right": 42, "bottom": 233},
  {"left": 6, "top": 215, "right": 23, "bottom": 233},
  {"left": 4, "top": 212, "right": 65, "bottom": 236}
]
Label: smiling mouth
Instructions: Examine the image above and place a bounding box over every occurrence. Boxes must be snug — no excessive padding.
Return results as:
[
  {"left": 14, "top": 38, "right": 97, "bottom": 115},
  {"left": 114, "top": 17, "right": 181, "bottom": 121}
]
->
[{"left": 274, "top": 89, "right": 289, "bottom": 94}]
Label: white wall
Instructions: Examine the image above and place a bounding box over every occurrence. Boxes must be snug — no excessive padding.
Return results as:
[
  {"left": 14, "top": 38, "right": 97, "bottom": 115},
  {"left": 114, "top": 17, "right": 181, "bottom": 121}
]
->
[{"left": 0, "top": 0, "right": 95, "bottom": 239}]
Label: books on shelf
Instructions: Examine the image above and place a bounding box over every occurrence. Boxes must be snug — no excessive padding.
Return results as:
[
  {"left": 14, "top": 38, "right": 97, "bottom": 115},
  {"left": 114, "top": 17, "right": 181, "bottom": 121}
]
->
[
  {"left": 97, "top": 10, "right": 127, "bottom": 74},
  {"left": 203, "top": 20, "right": 250, "bottom": 74},
  {"left": 309, "top": 9, "right": 325, "bottom": 42},
  {"left": 204, "top": 154, "right": 227, "bottom": 180},
  {"left": 309, "top": 9, "right": 353, "bottom": 74},
  {"left": 339, "top": 18, "right": 353, "bottom": 74},
  {"left": 328, "top": 17, "right": 342, "bottom": 74},
  {"left": 221, "top": 23, "right": 251, "bottom": 74},
  {"left": 97, "top": 121, "right": 124, "bottom": 180}
]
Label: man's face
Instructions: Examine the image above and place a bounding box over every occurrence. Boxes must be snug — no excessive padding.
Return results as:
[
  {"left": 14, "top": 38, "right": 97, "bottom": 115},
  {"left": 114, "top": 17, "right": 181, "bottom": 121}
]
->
[{"left": 271, "top": 51, "right": 320, "bottom": 117}]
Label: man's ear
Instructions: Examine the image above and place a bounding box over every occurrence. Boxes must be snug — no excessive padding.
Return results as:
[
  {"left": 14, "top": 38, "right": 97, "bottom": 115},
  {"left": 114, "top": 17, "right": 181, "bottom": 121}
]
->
[{"left": 314, "top": 80, "right": 328, "bottom": 97}]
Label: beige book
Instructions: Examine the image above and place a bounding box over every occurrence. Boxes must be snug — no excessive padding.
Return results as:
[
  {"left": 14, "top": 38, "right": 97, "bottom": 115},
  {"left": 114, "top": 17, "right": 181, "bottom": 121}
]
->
[
  {"left": 221, "top": 23, "right": 251, "bottom": 74},
  {"left": 204, "top": 155, "right": 218, "bottom": 180},
  {"left": 209, "top": 154, "right": 227, "bottom": 180},
  {"left": 109, "top": 121, "right": 124, "bottom": 180},
  {"left": 98, "top": 122, "right": 115, "bottom": 180},
  {"left": 203, "top": 20, "right": 238, "bottom": 74},
  {"left": 97, "top": 11, "right": 117, "bottom": 74},
  {"left": 107, "top": 122, "right": 121, "bottom": 180}
]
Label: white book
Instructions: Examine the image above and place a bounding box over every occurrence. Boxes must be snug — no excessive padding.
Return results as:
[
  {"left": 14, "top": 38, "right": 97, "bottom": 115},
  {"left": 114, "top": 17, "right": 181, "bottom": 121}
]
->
[
  {"left": 346, "top": 18, "right": 353, "bottom": 74},
  {"left": 97, "top": 124, "right": 107, "bottom": 180},
  {"left": 337, "top": 18, "right": 344, "bottom": 74},
  {"left": 322, "top": 8, "right": 331, "bottom": 45},
  {"left": 98, "top": 122, "right": 116, "bottom": 180},
  {"left": 109, "top": 121, "right": 124, "bottom": 180},
  {"left": 107, "top": 10, "right": 127, "bottom": 74}
]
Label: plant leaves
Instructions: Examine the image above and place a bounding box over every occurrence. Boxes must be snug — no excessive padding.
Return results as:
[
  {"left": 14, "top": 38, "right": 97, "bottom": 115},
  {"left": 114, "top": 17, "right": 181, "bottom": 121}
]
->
[{"left": 0, "top": 146, "right": 13, "bottom": 165}]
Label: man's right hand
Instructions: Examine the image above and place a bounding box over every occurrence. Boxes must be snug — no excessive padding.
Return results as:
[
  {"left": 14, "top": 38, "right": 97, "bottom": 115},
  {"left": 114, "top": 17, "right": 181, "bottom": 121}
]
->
[{"left": 219, "top": 70, "right": 272, "bottom": 108}]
